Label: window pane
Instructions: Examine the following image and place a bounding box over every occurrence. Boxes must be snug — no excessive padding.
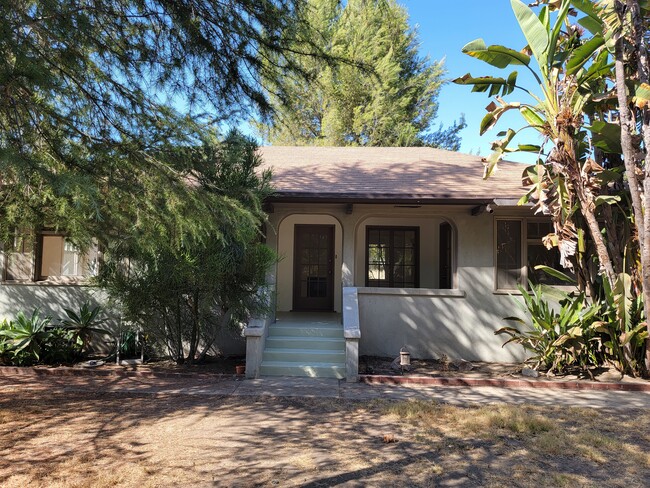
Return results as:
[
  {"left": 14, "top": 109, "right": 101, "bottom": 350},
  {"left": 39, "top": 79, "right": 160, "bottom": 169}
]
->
[
  {"left": 496, "top": 220, "right": 522, "bottom": 289},
  {"left": 527, "top": 221, "right": 553, "bottom": 240},
  {"left": 527, "top": 244, "right": 574, "bottom": 285},
  {"left": 366, "top": 227, "right": 418, "bottom": 288},
  {"left": 41, "top": 236, "right": 98, "bottom": 278}
]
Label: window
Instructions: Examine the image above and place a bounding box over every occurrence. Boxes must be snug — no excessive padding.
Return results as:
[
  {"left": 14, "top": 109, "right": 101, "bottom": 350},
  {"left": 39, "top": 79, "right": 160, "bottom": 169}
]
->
[
  {"left": 39, "top": 234, "right": 98, "bottom": 279},
  {"left": 366, "top": 227, "right": 419, "bottom": 288},
  {"left": 3, "top": 233, "right": 34, "bottom": 281},
  {"left": 496, "top": 219, "right": 572, "bottom": 290},
  {"left": 439, "top": 222, "right": 453, "bottom": 289}
]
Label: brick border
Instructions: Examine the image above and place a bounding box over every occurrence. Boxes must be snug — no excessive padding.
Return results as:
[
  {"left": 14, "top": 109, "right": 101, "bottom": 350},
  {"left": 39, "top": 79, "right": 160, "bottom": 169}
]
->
[
  {"left": 0, "top": 365, "right": 241, "bottom": 380},
  {"left": 2, "top": 367, "right": 648, "bottom": 392},
  {"left": 360, "top": 374, "right": 650, "bottom": 392}
]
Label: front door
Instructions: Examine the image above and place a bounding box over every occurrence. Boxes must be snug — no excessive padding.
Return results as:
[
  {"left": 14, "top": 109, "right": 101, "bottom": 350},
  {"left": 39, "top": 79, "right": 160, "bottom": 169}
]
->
[{"left": 293, "top": 225, "right": 334, "bottom": 311}]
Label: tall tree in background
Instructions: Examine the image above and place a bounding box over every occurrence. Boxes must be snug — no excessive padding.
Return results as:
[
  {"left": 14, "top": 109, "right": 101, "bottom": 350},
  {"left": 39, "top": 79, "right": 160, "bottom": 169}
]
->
[
  {"left": 257, "top": 0, "right": 465, "bottom": 148},
  {"left": 0, "top": 0, "right": 319, "bottom": 248}
]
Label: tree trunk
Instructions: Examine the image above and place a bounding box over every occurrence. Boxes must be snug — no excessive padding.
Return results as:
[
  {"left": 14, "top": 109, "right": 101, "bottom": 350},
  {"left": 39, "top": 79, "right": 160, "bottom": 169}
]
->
[
  {"left": 197, "top": 308, "right": 233, "bottom": 363},
  {"left": 618, "top": 0, "right": 650, "bottom": 374}
]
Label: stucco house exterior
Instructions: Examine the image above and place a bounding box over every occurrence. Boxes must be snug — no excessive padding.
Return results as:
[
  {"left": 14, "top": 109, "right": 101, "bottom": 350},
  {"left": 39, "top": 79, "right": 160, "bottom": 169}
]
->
[
  {"left": 244, "top": 146, "right": 562, "bottom": 381},
  {"left": 0, "top": 146, "right": 560, "bottom": 380}
]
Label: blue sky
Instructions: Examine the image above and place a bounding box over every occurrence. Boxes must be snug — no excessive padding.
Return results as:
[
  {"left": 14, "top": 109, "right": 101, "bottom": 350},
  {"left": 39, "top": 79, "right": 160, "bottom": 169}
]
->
[{"left": 403, "top": 0, "right": 540, "bottom": 163}]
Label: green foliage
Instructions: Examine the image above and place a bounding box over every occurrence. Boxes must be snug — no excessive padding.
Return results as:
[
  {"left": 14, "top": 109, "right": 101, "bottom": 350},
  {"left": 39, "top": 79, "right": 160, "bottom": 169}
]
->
[
  {"left": 595, "top": 274, "right": 649, "bottom": 375},
  {"left": 0, "top": 310, "right": 53, "bottom": 365},
  {"left": 496, "top": 284, "right": 602, "bottom": 373},
  {"left": 97, "top": 133, "right": 274, "bottom": 364},
  {"left": 60, "top": 303, "right": 110, "bottom": 355},
  {"left": 0, "top": 0, "right": 319, "bottom": 252},
  {"left": 0, "top": 304, "right": 114, "bottom": 365},
  {"left": 458, "top": 0, "right": 650, "bottom": 376},
  {"left": 257, "top": 0, "right": 462, "bottom": 148}
]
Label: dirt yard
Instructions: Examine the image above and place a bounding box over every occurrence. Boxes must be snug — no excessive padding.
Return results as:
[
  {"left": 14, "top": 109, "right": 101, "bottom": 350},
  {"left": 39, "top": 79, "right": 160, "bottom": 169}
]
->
[{"left": 1, "top": 382, "right": 649, "bottom": 487}]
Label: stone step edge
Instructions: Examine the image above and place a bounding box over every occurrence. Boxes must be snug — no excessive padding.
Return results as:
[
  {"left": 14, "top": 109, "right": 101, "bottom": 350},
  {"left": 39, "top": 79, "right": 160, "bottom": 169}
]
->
[
  {"left": 263, "top": 347, "right": 345, "bottom": 354},
  {"left": 360, "top": 374, "right": 650, "bottom": 392},
  {"left": 261, "top": 361, "right": 346, "bottom": 368}
]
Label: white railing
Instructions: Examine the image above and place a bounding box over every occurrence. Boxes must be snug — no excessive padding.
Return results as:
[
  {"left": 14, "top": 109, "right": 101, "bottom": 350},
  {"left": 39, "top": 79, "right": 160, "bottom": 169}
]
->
[
  {"left": 343, "top": 286, "right": 361, "bottom": 382},
  {"left": 243, "top": 285, "right": 275, "bottom": 379}
]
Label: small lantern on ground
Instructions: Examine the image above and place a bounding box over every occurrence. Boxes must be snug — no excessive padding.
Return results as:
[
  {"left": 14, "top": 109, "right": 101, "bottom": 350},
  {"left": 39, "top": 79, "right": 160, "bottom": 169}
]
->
[{"left": 400, "top": 347, "right": 411, "bottom": 373}]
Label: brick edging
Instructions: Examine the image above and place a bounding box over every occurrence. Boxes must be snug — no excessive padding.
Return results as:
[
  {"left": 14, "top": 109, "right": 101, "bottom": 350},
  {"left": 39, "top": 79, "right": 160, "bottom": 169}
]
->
[
  {"left": 360, "top": 374, "right": 650, "bottom": 392},
  {"left": 0, "top": 365, "right": 240, "bottom": 380}
]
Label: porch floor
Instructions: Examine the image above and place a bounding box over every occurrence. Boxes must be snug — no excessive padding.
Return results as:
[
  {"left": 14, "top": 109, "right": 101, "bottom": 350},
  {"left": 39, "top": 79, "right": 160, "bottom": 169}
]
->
[{"left": 275, "top": 312, "right": 342, "bottom": 327}]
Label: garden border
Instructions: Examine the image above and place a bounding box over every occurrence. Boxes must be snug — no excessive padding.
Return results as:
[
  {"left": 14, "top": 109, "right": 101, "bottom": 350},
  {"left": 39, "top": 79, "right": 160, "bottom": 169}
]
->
[{"left": 360, "top": 374, "right": 650, "bottom": 392}]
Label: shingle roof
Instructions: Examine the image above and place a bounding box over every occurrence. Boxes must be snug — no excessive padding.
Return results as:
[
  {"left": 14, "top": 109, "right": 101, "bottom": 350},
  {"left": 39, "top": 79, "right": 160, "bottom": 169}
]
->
[{"left": 257, "top": 146, "right": 528, "bottom": 203}]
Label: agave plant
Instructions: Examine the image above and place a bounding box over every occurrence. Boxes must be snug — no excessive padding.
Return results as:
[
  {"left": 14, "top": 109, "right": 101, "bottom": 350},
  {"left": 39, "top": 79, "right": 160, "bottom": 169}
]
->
[
  {"left": 0, "top": 310, "right": 53, "bottom": 364},
  {"left": 60, "top": 303, "right": 110, "bottom": 354}
]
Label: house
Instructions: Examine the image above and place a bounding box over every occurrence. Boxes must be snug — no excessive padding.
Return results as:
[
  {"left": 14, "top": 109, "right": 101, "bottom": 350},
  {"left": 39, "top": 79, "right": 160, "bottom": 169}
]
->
[
  {"left": 0, "top": 146, "right": 561, "bottom": 379},
  {"left": 244, "top": 146, "right": 563, "bottom": 381}
]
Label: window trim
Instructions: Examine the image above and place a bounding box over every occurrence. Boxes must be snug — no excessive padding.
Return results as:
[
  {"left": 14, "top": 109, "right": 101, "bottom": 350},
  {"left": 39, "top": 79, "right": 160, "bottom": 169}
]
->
[
  {"left": 365, "top": 226, "right": 420, "bottom": 288},
  {"left": 494, "top": 217, "right": 568, "bottom": 292}
]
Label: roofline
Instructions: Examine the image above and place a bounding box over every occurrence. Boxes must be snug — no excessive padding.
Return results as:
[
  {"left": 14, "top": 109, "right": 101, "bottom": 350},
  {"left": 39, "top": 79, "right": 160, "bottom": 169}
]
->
[{"left": 265, "top": 193, "right": 512, "bottom": 205}]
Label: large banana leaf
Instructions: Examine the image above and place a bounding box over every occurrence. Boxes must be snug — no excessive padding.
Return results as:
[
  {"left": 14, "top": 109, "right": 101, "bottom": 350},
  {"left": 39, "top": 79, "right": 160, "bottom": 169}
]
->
[
  {"left": 511, "top": 0, "right": 550, "bottom": 71},
  {"left": 461, "top": 39, "right": 531, "bottom": 68}
]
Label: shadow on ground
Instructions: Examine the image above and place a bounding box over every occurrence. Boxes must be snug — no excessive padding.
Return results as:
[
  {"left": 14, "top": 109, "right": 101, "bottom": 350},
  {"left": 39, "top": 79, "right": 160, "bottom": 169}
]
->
[{"left": 1, "top": 375, "right": 649, "bottom": 487}]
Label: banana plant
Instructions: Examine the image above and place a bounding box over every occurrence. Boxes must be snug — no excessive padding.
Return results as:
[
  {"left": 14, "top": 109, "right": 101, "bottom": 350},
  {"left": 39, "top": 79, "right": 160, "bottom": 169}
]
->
[{"left": 454, "top": 0, "right": 620, "bottom": 287}]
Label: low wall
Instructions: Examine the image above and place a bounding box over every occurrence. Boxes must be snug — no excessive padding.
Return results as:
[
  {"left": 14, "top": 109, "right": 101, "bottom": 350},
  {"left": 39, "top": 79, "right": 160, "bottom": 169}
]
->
[
  {"left": 0, "top": 284, "right": 246, "bottom": 357},
  {"left": 357, "top": 288, "right": 525, "bottom": 363}
]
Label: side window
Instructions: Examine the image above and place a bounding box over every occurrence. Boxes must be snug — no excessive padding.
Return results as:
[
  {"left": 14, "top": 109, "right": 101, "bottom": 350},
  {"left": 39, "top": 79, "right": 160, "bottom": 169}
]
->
[
  {"left": 496, "top": 220, "right": 522, "bottom": 290},
  {"left": 526, "top": 221, "right": 573, "bottom": 285},
  {"left": 39, "top": 235, "right": 98, "bottom": 280},
  {"left": 439, "top": 222, "right": 453, "bottom": 289},
  {"left": 4, "top": 234, "right": 34, "bottom": 281},
  {"left": 496, "top": 219, "right": 572, "bottom": 290}
]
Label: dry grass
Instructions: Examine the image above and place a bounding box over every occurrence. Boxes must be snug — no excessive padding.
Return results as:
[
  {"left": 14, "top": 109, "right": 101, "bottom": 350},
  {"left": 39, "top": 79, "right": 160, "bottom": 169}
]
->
[
  {"left": 380, "top": 399, "right": 650, "bottom": 487},
  {"left": 0, "top": 384, "right": 648, "bottom": 487}
]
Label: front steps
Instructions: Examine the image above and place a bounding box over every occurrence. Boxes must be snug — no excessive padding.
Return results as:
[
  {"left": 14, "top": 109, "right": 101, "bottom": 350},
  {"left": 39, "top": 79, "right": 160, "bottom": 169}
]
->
[{"left": 260, "top": 318, "right": 345, "bottom": 379}]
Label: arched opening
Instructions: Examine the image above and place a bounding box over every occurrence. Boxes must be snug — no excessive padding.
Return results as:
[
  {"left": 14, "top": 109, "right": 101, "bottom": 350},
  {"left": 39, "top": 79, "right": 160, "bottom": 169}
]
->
[{"left": 276, "top": 214, "right": 343, "bottom": 312}]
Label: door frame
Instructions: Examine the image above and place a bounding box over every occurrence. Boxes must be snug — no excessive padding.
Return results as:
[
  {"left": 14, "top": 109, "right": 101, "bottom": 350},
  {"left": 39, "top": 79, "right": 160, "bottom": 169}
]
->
[{"left": 292, "top": 224, "right": 335, "bottom": 311}]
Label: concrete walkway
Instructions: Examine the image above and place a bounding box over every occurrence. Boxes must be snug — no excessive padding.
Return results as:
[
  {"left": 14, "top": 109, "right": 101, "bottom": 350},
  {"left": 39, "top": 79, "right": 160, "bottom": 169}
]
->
[{"left": 1, "top": 372, "right": 649, "bottom": 411}]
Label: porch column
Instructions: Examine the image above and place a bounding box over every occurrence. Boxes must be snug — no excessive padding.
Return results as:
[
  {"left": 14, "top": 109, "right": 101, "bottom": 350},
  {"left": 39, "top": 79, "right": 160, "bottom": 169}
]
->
[
  {"left": 340, "top": 214, "right": 356, "bottom": 288},
  {"left": 264, "top": 212, "right": 281, "bottom": 323}
]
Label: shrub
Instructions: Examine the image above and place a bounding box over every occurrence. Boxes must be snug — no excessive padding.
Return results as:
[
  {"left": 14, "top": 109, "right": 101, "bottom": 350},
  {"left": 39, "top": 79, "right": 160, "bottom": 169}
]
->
[{"left": 496, "top": 284, "right": 602, "bottom": 374}]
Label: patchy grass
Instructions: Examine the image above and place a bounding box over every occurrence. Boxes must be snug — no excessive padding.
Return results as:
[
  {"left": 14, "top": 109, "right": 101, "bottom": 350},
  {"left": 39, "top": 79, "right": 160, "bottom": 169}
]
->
[
  {"left": 0, "top": 385, "right": 648, "bottom": 487},
  {"left": 380, "top": 399, "right": 650, "bottom": 487}
]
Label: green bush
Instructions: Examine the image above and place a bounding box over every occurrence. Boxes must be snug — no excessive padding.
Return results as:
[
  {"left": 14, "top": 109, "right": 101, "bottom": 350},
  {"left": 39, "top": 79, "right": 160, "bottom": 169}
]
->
[
  {"left": 496, "top": 284, "right": 602, "bottom": 374},
  {"left": 0, "top": 304, "right": 111, "bottom": 366}
]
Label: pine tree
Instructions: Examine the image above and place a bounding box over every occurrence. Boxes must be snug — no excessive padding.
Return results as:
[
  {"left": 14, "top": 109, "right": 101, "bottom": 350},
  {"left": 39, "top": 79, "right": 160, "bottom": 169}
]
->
[
  {"left": 0, "top": 0, "right": 318, "bottom": 247},
  {"left": 258, "top": 0, "right": 463, "bottom": 147}
]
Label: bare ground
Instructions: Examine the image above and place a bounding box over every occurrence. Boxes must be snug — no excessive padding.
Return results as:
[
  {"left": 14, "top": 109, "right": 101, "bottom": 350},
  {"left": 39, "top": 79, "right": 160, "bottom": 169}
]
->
[{"left": 1, "top": 381, "right": 649, "bottom": 487}]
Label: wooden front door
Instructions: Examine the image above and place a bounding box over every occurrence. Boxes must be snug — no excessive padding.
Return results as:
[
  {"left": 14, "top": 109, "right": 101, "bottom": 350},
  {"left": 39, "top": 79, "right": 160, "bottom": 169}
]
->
[{"left": 293, "top": 225, "right": 335, "bottom": 311}]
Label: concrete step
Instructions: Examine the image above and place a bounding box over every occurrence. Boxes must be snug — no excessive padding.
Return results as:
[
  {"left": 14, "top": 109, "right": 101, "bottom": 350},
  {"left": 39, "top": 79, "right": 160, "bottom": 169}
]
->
[
  {"left": 265, "top": 336, "right": 345, "bottom": 351},
  {"left": 268, "top": 325, "right": 343, "bottom": 338},
  {"left": 259, "top": 361, "right": 346, "bottom": 379},
  {"left": 262, "top": 348, "right": 345, "bottom": 363}
]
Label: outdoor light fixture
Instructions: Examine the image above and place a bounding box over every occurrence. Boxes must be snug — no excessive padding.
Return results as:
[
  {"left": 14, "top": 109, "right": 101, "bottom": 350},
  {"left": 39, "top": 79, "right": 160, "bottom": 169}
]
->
[{"left": 400, "top": 347, "right": 411, "bottom": 372}]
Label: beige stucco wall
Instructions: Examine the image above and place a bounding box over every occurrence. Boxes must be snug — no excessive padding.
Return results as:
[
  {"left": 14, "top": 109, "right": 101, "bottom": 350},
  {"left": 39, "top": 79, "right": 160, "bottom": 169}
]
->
[{"left": 267, "top": 202, "right": 531, "bottom": 363}]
